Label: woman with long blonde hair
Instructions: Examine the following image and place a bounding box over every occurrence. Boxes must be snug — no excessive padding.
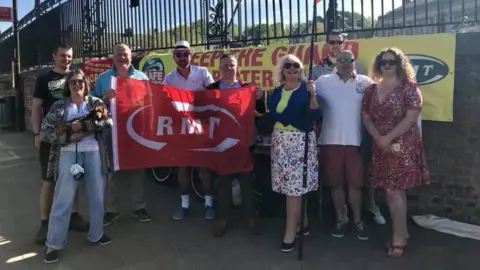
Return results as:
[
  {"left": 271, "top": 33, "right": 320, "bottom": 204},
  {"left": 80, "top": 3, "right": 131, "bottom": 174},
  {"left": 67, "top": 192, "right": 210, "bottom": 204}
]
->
[{"left": 362, "top": 48, "right": 429, "bottom": 258}]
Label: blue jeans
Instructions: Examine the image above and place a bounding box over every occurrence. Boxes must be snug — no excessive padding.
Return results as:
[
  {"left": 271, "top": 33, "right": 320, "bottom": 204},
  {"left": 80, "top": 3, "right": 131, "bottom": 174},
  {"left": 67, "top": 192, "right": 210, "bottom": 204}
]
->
[{"left": 46, "top": 150, "right": 106, "bottom": 250}]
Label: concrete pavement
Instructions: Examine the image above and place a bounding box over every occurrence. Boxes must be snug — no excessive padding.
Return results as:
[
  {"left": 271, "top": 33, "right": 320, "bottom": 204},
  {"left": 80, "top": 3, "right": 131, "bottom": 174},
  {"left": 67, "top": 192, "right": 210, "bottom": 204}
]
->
[{"left": 0, "top": 131, "right": 478, "bottom": 270}]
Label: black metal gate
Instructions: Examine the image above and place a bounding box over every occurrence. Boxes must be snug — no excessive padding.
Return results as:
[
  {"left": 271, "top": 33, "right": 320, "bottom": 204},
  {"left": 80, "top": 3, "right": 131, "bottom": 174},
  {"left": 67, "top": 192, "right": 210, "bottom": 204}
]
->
[{"left": 0, "top": 0, "right": 478, "bottom": 74}]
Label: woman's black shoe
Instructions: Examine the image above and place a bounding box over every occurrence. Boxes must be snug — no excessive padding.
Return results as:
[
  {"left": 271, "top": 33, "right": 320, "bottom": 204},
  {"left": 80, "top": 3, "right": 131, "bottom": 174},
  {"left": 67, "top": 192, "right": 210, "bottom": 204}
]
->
[
  {"left": 281, "top": 240, "right": 296, "bottom": 253},
  {"left": 296, "top": 225, "right": 310, "bottom": 238},
  {"left": 44, "top": 249, "right": 58, "bottom": 264}
]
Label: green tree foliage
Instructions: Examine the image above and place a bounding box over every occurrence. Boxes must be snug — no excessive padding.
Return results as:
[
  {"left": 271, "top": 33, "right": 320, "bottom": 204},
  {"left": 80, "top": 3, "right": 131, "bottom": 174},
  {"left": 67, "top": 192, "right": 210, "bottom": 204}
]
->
[
  {"left": 337, "top": 11, "right": 375, "bottom": 39},
  {"left": 96, "top": 9, "right": 373, "bottom": 55}
]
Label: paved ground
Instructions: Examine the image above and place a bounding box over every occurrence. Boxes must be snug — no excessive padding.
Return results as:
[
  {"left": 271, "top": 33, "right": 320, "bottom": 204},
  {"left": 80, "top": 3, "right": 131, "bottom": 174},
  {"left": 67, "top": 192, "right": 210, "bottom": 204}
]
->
[{"left": 0, "top": 132, "right": 479, "bottom": 270}]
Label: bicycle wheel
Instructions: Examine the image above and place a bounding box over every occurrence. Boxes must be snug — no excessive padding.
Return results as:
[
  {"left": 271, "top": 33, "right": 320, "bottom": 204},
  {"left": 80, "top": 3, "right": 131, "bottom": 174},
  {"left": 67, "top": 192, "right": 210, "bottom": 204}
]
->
[
  {"left": 150, "top": 167, "right": 173, "bottom": 184},
  {"left": 190, "top": 167, "right": 218, "bottom": 200}
]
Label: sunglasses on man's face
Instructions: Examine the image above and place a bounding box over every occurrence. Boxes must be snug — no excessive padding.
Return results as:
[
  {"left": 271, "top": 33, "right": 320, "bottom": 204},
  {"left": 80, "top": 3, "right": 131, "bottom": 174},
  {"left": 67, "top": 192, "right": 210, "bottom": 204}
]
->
[
  {"left": 69, "top": 79, "right": 85, "bottom": 85},
  {"left": 328, "top": 40, "right": 344, "bottom": 45},
  {"left": 337, "top": 57, "right": 354, "bottom": 64},
  {"left": 380, "top": 59, "right": 398, "bottom": 66},
  {"left": 283, "top": 62, "right": 301, "bottom": 69},
  {"left": 174, "top": 52, "right": 191, "bottom": 58}
]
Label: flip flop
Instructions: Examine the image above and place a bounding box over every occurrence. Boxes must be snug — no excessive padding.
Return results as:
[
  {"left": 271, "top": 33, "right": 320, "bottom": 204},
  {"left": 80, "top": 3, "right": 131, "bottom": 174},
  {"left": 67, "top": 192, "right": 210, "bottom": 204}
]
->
[
  {"left": 386, "top": 235, "right": 409, "bottom": 249},
  {"left": 388, "top": 244, "right": 406, "bottom": 258}
]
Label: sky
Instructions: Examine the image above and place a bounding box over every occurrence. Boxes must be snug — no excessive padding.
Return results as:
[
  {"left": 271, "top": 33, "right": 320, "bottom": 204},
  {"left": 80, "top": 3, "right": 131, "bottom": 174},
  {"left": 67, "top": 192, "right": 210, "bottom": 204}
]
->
[
  {"left": 0, "top": 0, "right": 34, "bottom": 32},
  {"left": 0, "top": 0, "right": 402, "bottom": 33}
]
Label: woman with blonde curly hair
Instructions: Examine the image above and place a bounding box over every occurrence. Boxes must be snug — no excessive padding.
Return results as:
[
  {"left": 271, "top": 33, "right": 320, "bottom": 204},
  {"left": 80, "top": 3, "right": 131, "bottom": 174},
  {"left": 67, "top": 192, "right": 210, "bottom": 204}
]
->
[{"left": 362, "top": 48, "right": 429, "bottom": 258}]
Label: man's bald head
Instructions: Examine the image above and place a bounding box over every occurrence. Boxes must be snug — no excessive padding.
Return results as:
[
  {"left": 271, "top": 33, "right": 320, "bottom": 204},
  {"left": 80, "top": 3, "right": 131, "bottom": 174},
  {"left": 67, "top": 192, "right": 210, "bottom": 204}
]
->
[
  {"left": 337, "top": 50, "right": 354, "bottom": 59},
  {"left": 114, "top": 43, "right": 131, "bottom": 54},
  {"left": 113, "top": 43, "right": 132, "bottom": 71}
]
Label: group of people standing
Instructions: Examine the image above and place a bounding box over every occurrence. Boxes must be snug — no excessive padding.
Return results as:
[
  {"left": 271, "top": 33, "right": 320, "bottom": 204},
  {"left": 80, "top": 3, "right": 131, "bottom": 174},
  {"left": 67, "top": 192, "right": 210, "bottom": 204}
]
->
[
  {"left": 268, "top": 30, "right": 429, "bottom": 256},
  {"left": 32, "top": 43, "right": 152, "bottom": 264},
  {"left": 30, "top": 28, "right": 429, "bottom": 265}
]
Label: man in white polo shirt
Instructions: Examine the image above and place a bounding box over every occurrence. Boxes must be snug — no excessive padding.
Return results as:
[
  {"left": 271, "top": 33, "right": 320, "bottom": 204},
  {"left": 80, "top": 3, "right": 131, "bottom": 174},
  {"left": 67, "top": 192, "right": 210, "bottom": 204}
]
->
[
  {"left": 315, "top": 50, "right": 371, "bottom": 241},
  {"left": 163, "top": 41, "right": 215, "bottom": 221}
]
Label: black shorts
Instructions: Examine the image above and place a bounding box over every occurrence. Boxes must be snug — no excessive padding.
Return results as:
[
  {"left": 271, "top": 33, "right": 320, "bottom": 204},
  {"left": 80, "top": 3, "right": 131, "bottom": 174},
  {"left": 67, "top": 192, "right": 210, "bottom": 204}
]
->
[{"left": 39, "top": 141, "right": 52, "bottom": 181}]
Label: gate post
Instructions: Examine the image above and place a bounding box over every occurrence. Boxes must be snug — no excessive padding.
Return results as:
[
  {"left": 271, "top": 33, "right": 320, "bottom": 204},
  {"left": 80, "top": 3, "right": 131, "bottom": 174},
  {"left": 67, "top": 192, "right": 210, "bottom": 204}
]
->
[{"left": 12, "top": 0, "right": 24, "bottom": 131}]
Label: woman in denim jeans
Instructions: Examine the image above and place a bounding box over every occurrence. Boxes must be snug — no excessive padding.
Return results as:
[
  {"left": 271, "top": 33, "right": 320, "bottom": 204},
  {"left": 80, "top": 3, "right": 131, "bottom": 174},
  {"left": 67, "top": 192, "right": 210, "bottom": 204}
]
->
[{"left": 40, "top": 69, "right": 112, "bottom": 264}]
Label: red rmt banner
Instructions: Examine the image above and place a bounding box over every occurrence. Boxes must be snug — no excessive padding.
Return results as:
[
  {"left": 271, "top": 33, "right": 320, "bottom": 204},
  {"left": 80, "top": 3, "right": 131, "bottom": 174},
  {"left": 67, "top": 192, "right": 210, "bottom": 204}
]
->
[
  {"left": 112, "top": 78, "right": 256, "bottom": 175},
  {"left": 80, "top": 58, "right": 113, "bottom": 90}
]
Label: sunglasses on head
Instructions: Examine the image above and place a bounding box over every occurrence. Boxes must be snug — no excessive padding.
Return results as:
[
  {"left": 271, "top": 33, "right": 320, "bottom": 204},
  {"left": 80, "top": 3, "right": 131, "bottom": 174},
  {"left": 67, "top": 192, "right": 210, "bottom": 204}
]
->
[
  {"left": 337, "top": 57, "right": 354, "bottom": 64},
  {"left": 174, "top": 51, "right": 191, "bottom": 58},
  {"left": 380, "top": 60, "right": 398, "bottom": 66},
  {"left": 283, "top": 62, "right": 301, "bottom": 69},
  {"left": 69, "top": 79, "right": 85, "bottom": 85},
  {"left": 328, "top": 40, "right": 344, "bottom": 45}
]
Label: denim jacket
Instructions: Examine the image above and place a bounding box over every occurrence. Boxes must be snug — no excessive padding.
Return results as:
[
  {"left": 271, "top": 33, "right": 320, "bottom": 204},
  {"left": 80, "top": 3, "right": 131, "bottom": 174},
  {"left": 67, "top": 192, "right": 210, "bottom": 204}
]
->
[{"left": 40, "top": 95, "right": 112, "bottom": 181}]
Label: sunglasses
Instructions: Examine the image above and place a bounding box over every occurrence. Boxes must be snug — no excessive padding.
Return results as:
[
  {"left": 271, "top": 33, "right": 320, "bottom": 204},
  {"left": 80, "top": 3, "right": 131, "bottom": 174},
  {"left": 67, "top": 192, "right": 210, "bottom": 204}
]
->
[
  {"left": 283, "top": 62, "right": 301, "bottom": 69},
  {"left": 337, "top": 57, "right": 354, "bottom": 64},
  {"left": 328, "top": 40, "right": 344, "bottom": 45},
  {"left": 174, "top": 52, "right": 191, "bottom": 58},
  {"left": 69, "top": 79, "right": 85, "bottom": 85},
  {"left": 380, "top": 60, "right": 398, "bottom": 66}
]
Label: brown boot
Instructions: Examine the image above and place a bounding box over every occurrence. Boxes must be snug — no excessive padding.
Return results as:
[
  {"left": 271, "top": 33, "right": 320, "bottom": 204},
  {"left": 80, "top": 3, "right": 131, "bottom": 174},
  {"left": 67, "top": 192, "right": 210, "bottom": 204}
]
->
[
  {"left": 213, "top": 219, "right": 228, "bottom": 237},
  {"left": 246, "top": 218, "right": 261, "bottom": 235}
]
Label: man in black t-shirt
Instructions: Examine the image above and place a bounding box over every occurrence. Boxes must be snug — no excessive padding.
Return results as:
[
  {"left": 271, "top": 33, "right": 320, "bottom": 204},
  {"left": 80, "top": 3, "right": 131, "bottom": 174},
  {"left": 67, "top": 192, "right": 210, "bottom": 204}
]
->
[{"left": 31, "top": 44, "right": 88, "bottom": 245}]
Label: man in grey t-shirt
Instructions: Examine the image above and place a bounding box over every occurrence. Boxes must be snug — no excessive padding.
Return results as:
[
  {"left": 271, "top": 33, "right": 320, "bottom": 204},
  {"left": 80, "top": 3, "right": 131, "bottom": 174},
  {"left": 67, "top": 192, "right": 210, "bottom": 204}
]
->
[{"left": 311, "top": 29, "right": 367, "bottom": 80}]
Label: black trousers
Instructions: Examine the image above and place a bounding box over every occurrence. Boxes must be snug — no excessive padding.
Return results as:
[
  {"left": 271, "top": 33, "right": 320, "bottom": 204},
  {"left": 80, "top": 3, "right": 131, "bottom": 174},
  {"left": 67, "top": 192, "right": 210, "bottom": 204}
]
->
[{"left": 216, "top": 172, "right": 255, "bottom": 219}]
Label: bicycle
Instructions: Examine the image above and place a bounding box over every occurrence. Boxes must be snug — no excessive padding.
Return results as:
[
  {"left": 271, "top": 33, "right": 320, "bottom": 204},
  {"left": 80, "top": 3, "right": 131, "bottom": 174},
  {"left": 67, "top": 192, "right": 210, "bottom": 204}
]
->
[
  {"left": 149, "top": 167, "right": 174, "bottom": 184},
  {"left": 148, "top": 166, "right": 263, "bottom": 206},
  {"left": 190, "top": 167, "right": 264, "bottom": 203}
]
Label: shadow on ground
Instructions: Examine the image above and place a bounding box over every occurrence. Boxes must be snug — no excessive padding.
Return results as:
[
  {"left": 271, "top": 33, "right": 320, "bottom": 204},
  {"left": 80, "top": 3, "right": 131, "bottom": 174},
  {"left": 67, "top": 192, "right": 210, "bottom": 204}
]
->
[{"left": 0, "top": 132, "right": 478, "bottom": 270}]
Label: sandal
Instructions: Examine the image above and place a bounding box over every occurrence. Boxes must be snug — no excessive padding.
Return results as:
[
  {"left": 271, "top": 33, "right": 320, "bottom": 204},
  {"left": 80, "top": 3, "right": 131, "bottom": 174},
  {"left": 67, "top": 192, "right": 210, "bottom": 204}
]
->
[
  {"left": 386, "top": 235, "right": 409, "bottom": 249},
  {"left": 386, "top": 237, "right": 408, "bottom": 257},
  {"left": 388, "top": 244, "right": 406, "bottom": 258}
]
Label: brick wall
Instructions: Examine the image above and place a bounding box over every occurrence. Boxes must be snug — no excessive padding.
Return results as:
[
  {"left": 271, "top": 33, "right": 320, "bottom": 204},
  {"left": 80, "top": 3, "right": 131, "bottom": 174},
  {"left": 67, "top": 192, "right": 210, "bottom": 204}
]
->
[
  {"left": 21, "top": 69, "right": 41, "bottom": 132},
  {"left": 407, "top": 33, "right": 480, "bottom": 225},
  {"left": 0, "top": 68, "right": 52, "bottom": 131},
  {"left": 3, "top": 33, "right": 480, "bottom": 224},
  {"left": 0, "top": 64, "right": 80, "bottom": 132}
]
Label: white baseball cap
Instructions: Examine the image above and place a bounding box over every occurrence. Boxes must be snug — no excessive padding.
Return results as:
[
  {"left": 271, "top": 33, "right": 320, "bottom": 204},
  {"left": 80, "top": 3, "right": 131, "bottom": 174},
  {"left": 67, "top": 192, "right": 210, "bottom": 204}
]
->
[{"left": 174, "top": 40, "right": 192, "bottom": 51}]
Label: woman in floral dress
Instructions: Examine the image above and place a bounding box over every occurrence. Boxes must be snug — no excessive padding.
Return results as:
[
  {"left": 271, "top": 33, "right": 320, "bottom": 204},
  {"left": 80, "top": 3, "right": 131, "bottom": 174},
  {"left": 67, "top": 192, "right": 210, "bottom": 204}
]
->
[
  {"left": 268, "top": 54, "right": 322, "bottom": 253},
  {"left": 362, "top": 48, "right": 429, "bottom": 258}
]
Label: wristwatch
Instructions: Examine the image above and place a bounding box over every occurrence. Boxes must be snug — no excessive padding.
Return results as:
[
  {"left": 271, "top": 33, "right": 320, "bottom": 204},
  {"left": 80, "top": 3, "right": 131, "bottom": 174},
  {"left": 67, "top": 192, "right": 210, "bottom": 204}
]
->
[{"left": 33, "top": 132, "right": 40, "bottom": 137}]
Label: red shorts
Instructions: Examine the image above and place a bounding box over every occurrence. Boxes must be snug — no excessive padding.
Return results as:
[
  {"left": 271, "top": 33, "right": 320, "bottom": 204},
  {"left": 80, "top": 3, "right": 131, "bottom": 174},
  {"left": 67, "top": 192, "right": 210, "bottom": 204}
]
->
[{"left": 320, "top": 145, "right": 364, "bottom": 188}]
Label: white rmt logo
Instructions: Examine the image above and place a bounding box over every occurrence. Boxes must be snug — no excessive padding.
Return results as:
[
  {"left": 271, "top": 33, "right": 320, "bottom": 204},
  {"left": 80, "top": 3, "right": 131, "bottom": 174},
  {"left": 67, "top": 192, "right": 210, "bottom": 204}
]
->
[
  {"left": 126, "top": 102, "right": 241, "bottom": 152},
  {"left": 407, "top": 54, "right": 449, "bottom": 85}
]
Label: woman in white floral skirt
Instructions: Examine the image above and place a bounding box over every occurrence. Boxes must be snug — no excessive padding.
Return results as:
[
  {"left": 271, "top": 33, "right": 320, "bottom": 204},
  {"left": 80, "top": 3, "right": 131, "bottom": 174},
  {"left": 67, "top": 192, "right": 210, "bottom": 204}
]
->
[{"left": 268, "top": 54, "right": 322, "bottom": 252}]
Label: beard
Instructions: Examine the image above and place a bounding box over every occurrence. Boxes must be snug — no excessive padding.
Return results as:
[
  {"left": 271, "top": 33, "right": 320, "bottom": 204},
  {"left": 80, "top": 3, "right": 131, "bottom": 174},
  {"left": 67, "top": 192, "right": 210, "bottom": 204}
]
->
[{"left": 177, "top": 60, "right": 189, "bottom": 68}]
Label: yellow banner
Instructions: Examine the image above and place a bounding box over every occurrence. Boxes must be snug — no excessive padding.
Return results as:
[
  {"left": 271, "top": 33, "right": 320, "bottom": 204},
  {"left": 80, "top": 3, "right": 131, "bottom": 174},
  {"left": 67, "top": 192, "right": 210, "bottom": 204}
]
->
[{"left": 139, "top": 33, "right": 455, "bottom": 122}]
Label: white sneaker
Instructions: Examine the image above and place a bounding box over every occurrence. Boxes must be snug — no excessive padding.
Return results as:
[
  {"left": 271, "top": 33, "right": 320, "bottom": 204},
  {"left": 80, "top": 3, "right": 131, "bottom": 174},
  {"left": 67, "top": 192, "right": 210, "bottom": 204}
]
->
[{"left": 368, "top": 205, "right": 386, "bottom": 225}]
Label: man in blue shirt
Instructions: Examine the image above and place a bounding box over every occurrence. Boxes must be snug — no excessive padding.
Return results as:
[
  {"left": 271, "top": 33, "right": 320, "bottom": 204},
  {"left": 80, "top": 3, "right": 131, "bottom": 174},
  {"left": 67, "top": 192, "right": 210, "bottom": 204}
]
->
[
  {"left": 91, "top": 43, "right": 152, "bottom": 226},
  {"left": 205, "top": 54, "right": 261, "bottom": 237}
]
